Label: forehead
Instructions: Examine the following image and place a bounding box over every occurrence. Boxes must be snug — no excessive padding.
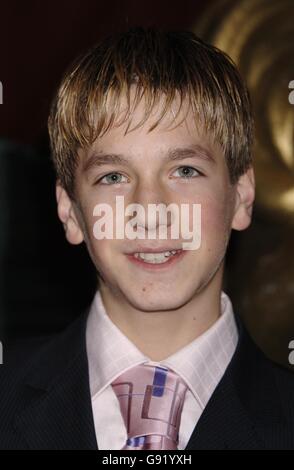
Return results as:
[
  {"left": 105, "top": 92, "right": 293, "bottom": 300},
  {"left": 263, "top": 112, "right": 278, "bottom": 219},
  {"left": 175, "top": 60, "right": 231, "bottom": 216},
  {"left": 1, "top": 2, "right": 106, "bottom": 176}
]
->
[{"left": 86, "top": 90, "right": 224, "bottom": 160}]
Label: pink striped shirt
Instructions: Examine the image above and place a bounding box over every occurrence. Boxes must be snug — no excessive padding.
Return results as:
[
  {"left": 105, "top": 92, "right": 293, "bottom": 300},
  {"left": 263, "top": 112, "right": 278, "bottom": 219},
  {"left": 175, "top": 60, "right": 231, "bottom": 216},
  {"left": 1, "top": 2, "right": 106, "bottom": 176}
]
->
[{"left": 86, "top": 290, "right": 238, "bottom": 450}]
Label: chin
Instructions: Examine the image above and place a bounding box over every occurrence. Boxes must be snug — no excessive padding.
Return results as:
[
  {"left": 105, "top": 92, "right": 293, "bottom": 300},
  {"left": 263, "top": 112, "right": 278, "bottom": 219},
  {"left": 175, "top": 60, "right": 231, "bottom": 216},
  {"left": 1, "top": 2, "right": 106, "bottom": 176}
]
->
[{"left": 124, "top": 288, "right": 192, "bottom": 313}]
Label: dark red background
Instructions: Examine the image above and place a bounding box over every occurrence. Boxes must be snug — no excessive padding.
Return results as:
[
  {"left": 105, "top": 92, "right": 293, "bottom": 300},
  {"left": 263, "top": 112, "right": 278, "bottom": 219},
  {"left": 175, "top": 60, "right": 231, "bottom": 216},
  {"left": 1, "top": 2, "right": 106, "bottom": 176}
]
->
[{"left": 0, "top": 0, "right": 209, "bottom": 144}]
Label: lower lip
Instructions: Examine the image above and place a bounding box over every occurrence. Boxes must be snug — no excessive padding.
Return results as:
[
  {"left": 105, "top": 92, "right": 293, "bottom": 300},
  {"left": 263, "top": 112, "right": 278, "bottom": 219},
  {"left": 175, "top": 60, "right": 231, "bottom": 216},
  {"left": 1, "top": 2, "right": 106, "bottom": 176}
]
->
[{"left": 126, "top": 250, "right": 187, "bottom": 270}]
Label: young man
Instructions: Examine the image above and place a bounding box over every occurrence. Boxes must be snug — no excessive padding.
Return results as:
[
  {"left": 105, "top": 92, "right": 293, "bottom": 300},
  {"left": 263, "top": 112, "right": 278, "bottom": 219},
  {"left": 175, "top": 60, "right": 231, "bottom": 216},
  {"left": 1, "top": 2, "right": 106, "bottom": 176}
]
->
[{"left": 0, "top": 28, "right": 293, "bottom": 450}]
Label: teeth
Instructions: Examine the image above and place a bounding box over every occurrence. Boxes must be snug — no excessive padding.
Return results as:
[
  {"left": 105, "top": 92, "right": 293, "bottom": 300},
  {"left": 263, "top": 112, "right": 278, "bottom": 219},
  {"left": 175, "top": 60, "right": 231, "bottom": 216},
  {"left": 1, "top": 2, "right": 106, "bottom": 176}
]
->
[{"left": 133, "top": 250, "right": 180, "bottom": 264}]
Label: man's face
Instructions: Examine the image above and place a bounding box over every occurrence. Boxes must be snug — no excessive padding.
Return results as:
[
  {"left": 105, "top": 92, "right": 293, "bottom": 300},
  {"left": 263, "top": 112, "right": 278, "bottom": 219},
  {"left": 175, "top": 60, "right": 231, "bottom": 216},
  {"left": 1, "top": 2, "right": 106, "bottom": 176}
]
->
[{"left": 58, "top": 96, "right": 254, "bottom": 312}]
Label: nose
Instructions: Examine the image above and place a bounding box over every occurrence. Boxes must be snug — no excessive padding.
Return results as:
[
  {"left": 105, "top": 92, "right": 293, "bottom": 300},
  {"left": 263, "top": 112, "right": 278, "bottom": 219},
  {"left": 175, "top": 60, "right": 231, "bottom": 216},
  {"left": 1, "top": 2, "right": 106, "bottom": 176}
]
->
[{"left": 129, "top": 179, "right": 174, "bottom": 232}]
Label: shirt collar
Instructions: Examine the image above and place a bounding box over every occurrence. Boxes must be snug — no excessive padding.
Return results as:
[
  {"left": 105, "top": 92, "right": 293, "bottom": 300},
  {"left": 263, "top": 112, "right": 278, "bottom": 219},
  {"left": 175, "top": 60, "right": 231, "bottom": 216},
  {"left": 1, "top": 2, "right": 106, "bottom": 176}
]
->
[{"left": 86, "top": 290, "right": 238, "bottom": 409}]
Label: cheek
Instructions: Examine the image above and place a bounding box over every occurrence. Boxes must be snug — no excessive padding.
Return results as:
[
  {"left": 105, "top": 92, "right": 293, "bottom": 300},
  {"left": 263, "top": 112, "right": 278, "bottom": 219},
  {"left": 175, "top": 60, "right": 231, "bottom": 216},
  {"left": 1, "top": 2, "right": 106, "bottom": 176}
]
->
[
  {"left": 200, "top": 196, "right": 232, "bottom": 251},
  {"left": 84, "top": 233, "right": 118, "bottom": 281},
  {"left": 74, "top": 201, "right": 109, "bottom": 266}
]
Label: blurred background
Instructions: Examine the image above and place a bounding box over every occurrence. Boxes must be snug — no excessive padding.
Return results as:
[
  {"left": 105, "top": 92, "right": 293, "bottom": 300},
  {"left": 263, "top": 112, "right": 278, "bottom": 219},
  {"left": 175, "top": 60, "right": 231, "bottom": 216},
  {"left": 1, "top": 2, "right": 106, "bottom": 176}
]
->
[{"left": 0, "top": 0, "right": 293, "bottom": 369}]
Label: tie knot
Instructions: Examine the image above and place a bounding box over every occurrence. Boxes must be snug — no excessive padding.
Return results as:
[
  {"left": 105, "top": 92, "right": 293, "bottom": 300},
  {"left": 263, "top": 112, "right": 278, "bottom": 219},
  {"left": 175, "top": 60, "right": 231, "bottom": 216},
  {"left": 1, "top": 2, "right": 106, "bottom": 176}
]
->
[{"left": 111, "top": 364, "right": 188, "bottom": 450}]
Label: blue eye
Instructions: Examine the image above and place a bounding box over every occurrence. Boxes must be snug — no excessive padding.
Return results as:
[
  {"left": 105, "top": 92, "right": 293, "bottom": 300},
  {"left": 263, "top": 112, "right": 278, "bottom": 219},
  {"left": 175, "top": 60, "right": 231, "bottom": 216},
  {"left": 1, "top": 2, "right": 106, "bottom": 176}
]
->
[
  {"left": 173, "top": 166, "right": 200, "bottom": 178},
  {"left": 98, "top": 172, "right": 128, "bottom": 185}
]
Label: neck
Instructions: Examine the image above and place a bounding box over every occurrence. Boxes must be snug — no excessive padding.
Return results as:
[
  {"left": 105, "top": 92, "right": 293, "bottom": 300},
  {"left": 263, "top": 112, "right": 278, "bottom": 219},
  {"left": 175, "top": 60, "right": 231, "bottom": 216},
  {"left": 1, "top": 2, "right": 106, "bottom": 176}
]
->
[{"left": 99, "top": 267, "right": 224, "bottom": 362}]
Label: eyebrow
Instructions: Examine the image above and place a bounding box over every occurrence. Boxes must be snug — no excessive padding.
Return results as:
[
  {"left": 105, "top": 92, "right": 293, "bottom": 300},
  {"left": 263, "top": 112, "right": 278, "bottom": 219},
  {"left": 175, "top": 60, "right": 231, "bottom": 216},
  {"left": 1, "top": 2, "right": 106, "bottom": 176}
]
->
[
  {"left": 164, "top": 145, "right": 216, "bottom": 164},
  {"left": 82, "top": 144, "right": 216, "bottom": 173}
]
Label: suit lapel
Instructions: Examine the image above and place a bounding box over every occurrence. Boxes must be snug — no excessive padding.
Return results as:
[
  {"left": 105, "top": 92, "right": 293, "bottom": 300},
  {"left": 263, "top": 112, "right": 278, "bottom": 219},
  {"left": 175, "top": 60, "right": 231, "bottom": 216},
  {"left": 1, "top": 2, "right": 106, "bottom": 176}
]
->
[
  {"left": 14, "top": 313, "right": 98, "bottom": 450},
  {"left": 185, "top": 371, "right": 263, "bottom": 450},
  {"left": 185, "top": 320, "right": 285, "bottom": 450}
]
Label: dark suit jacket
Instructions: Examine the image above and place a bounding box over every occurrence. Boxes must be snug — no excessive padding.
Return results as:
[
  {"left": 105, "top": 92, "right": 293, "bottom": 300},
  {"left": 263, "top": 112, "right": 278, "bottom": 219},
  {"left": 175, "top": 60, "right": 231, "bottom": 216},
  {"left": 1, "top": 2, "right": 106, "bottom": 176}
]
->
[{"left": 0, "top": 311, "right": 294, "bottom": 450}]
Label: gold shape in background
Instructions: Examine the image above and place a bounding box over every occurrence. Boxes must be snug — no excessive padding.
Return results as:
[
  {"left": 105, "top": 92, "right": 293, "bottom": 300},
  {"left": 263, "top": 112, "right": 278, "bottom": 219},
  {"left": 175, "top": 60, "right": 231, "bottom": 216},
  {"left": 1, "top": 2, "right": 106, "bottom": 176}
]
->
[{"left": 194, "top": 0, "right": 294, "bottom": 368}]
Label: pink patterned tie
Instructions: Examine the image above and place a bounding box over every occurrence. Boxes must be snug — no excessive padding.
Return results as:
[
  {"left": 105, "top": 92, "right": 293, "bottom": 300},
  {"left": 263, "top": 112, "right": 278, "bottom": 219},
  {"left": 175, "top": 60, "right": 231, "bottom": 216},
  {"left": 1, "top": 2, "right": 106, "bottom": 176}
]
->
[{"left": 111, "top": 364, "right": 188, "bottom": 450}]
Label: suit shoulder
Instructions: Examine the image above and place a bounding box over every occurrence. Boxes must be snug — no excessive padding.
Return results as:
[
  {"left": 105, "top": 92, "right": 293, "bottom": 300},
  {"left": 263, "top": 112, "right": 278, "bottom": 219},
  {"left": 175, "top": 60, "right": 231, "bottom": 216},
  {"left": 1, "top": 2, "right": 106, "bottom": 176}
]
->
[
  {"left": 0, "top": 313, "right": 88, "bottom": 449},
  {"left": 0, "top": 334, "right": 58, "bottom": 448},
  {"left": 252, "top": 338, "right": 294, "bottom": 401},
  {"left": 0, "top": 334, "right": 56, "bottom": 391},
  {"left": 271, "top": 359, "right": 294, "bottom": 400}
]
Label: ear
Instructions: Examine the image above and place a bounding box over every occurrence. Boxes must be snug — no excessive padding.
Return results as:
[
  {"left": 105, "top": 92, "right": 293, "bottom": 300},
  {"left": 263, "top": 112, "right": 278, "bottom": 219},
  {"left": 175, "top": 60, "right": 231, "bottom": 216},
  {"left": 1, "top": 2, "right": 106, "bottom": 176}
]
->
[
  {"left": 231, "top": 167, "right": 255, "bottom": 231},
  {"left": 56, "top": 183, "right": 84, "bottom": 245}
]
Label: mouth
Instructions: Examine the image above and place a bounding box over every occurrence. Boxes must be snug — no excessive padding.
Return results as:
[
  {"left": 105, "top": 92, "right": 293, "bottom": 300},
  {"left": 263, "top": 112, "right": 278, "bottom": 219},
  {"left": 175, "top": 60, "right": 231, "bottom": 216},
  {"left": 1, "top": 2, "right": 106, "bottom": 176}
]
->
[{"left": 125, "top": 248, "right": 186, "bottom": 269}]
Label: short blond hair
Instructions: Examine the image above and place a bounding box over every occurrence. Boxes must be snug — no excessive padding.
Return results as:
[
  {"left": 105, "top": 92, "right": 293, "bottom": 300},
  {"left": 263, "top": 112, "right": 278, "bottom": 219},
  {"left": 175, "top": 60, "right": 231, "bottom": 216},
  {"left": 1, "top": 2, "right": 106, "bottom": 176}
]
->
[{"left": 48, "top": 28, "right": 253, "bottom": 198}]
